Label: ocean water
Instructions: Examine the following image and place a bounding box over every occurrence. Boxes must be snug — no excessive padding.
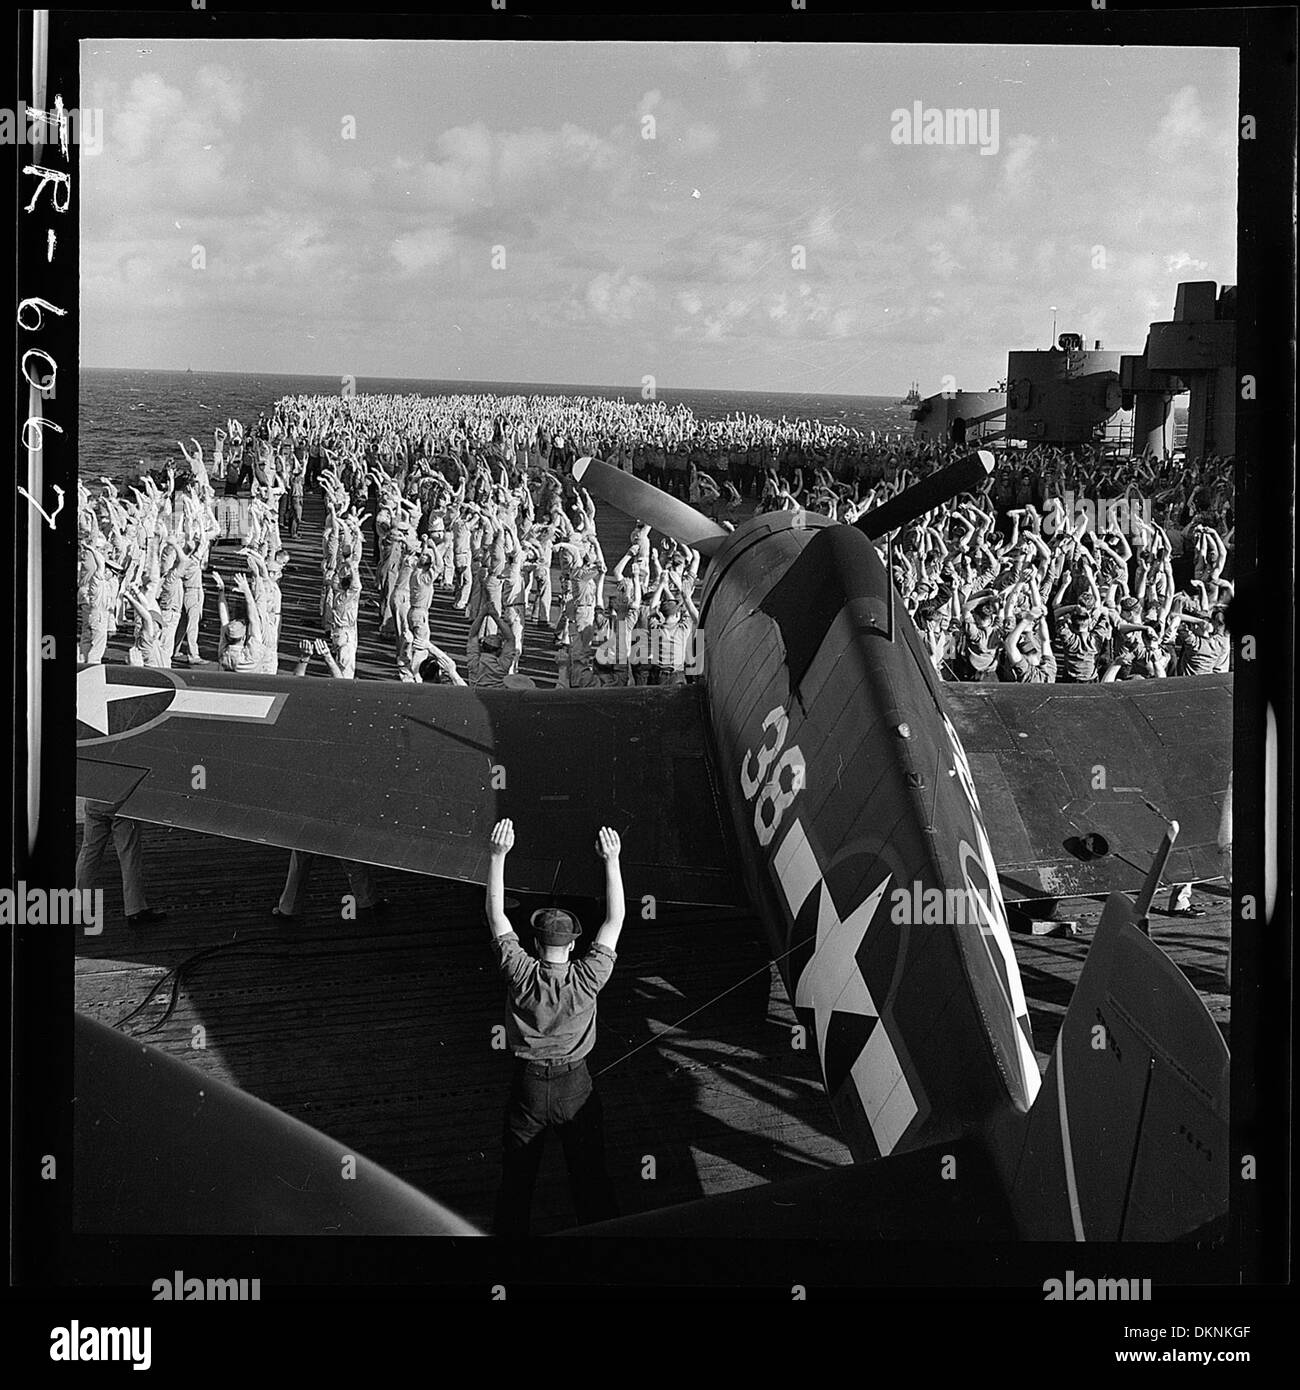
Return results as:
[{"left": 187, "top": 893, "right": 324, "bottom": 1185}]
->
[{"left": 79, "top": 369, "right": 916, "bottom": 481}]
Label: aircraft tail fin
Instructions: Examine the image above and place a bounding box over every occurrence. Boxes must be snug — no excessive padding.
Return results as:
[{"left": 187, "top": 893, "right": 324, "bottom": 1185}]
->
[{"left": 993, "top": 892, "right": 1229, "bottom": 1241}]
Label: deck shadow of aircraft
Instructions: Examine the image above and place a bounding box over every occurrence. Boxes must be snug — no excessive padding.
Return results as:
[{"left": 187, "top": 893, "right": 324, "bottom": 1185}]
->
[{"left": 586, "top": 938, "right": 850, "bottom": 1225}]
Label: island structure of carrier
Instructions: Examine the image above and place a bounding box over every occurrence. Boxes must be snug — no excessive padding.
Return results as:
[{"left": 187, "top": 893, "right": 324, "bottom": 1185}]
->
[{"left": 908, "top": 279, "right": 1236, "bottom": 457}]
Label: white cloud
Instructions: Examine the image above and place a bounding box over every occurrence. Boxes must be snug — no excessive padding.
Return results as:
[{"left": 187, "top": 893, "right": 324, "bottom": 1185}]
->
[
  {"left": 88, "top": 70, "right": 249, "bottom": 219},
  {"left": 635, "top": 89, "right": 718, "bottom": 155},
  {"left": 586, "top": 269, "right": 654, "bottom": 322},
  {"left": 721, "top": 44, "right": 768, "bottom": 107},
  {"left": 1149, "top": 86, "right": 1209, "bottom": 161},
  {"left": 716, "top": 237, "right": 770, "bottom": 279},
  {"left": 1000, "top": 133, "right": 1040, "bottom": 191},
  {"left": 194, "top": 66, "right": 246, "bottom": 125},
  {"left": 406, "top": 120, "right": 621, "bottom": 216},
  {"left": 111, "top": 74, "right": 188, "bottom": 161},
  {"left": 1165, "top": 251, "right": 1209, "bottom": 275},
  {"left": 927, "top": 241, "right": 960, "bottom": 278},
  {"left": 806, "top": 206, "right": 840, "bottom": 248},
  {"left": 390, "top": 227, "right": 455, "bottom": 273},
  {"left": 682, "top": 122, "right": 720, "bottom": 154}
]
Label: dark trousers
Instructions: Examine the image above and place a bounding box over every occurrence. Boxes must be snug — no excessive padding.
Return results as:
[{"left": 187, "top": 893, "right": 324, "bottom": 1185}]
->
[{"left": 493, "top": 1057, "right": 618, "bottom": 1236}]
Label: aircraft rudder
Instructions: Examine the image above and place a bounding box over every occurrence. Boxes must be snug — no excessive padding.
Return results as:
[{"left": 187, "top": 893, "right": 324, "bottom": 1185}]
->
[{"left": 994, "top": 892, "right": 1229, "bottom": 1241}]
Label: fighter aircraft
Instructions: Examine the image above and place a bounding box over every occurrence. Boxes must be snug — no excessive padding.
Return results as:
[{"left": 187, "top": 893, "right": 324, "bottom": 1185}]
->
[{"left": 75, "top": 452, "right": 1232, "bottom": 1240}]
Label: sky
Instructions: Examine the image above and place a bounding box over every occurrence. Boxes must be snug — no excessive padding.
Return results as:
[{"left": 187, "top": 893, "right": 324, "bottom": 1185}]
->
[{"left": 81, "top": 40, "right": 1239, "bottom": 395}]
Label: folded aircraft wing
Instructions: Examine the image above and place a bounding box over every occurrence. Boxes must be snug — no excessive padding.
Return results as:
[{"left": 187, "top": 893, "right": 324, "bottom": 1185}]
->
[
  {"left": 943, "top": 675, "right": 1232, "bottom": 900},
  {"left": 75, "top": 664, "right": 744, "bottom": 907}
]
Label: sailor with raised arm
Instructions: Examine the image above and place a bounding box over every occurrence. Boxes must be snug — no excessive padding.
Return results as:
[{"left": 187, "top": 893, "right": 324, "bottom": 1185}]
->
[{"left": 486, "top": 819, "right": 623, "bottom": 1236}]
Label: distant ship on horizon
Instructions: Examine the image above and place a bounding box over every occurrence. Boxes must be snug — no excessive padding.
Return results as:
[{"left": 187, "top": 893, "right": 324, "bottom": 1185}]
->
[{"left": 897, "top": 380, "right": 922, "bottom": 406}]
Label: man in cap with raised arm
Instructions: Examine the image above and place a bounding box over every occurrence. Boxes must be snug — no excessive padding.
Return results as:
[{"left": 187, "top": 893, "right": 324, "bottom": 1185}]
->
[{"left": 485, "top": 818, "right": 624, "bottom": 1236}]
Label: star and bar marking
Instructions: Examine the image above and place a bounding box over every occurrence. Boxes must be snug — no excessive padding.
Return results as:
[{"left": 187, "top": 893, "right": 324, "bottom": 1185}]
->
[
  {"left": 77, "top": 665, "right": 285, "bottom": 741},
  {"left": 773, "top": 817, "right": 918, "bottom": 1156}
]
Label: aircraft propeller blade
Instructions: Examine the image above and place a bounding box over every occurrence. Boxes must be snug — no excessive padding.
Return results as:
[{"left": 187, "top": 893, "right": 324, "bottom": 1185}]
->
[
  {"left": 572, "top": 456, "right": 728, "bottom": 555},
  {"left": 855, "top": 449, "right": 996, "bottom": 539}
]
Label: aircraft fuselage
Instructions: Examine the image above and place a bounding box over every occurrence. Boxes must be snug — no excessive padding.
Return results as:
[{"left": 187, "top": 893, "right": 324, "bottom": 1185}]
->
[{"left": 697, "top": 512, "right": 1041, "bottom": 1162}]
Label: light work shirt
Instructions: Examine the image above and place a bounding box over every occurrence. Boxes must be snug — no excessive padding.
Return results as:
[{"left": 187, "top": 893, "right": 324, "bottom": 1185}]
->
[{"left": 492, "top": 932, "right": 616, "bottom": 1062}]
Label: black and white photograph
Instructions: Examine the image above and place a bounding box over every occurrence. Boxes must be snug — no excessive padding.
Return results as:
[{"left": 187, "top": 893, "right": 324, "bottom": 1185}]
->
[{"left": 10, "top": 0, "right": 1295, "bottom": 1350}]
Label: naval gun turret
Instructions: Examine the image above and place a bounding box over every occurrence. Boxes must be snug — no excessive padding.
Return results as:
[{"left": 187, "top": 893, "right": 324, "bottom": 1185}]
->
[{"left": 1005, "top": 334, "right": 1131, "bottom": 449}]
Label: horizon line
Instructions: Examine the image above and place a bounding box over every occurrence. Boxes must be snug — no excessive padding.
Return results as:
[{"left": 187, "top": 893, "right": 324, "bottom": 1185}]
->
[{"left": 80, "top": 365, "right": 920, "bottom": 400}]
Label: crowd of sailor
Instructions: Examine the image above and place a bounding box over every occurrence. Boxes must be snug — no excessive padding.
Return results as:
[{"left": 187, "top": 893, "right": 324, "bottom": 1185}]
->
[{"left": 76, "top": 393, "right": 1233, "bottom": 687}]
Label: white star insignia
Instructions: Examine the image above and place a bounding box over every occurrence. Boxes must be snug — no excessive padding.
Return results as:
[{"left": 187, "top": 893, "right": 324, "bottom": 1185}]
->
[
  {"left": 77, "top": 665, "right": 167, "bottom": 736},
  {"left": 794, "top": 873, "right": 893, "bottom": 1068}
]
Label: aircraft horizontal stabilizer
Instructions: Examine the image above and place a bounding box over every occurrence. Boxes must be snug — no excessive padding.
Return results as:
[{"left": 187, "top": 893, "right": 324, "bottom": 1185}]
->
[
  {"left": 74, "top": 1013, "right": 483, "bottom": 1235},
  {"left": 992, "top": 891, "right": 1229, "bottom": 1241}
]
